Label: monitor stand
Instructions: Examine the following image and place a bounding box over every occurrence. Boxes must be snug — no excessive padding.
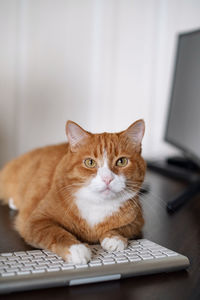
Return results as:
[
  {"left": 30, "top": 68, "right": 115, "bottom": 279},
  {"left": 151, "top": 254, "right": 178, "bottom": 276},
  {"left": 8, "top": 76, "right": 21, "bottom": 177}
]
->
[{"left": 147, "top": 156, "right": 200, "bottom": 212}]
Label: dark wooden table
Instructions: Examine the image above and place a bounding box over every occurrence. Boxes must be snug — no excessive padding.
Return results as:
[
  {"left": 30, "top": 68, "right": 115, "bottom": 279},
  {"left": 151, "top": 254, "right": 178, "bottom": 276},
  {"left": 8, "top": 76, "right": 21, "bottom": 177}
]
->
[{"left": 0, "top": 170, "right": 199, "bottom": 300}]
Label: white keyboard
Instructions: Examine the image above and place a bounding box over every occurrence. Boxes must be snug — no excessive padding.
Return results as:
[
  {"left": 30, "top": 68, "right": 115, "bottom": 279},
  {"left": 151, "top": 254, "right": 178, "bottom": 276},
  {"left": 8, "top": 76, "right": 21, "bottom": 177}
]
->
[{"left": 0, "top": 239, "right": 190, "bottom": 294}]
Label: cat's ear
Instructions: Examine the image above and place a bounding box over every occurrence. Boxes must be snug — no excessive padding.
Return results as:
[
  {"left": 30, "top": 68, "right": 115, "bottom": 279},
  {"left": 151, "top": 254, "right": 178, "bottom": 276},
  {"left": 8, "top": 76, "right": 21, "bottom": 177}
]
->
[
  {"left": 66, "top": 121, "right": 90, "bottom": 152},
  {"left": 123, "top": 119, "right": 145, "bottom": 146}
]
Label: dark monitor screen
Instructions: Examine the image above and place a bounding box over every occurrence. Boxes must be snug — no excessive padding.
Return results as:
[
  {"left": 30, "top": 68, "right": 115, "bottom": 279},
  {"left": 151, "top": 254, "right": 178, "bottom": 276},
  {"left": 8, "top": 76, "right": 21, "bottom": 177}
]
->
[{"left": 165, "top": 29, "right": 200, "bottom": 164}]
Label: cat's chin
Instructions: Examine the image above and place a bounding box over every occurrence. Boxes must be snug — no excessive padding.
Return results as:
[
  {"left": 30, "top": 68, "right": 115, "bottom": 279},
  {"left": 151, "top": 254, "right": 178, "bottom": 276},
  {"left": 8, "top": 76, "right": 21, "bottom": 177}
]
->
[
  {"left": 97, "top": 188, "right": 127, "bottom": 201},
  {"left": 101, "top": 187, "right": 114, "bottom": 196},
  {"left": 99, "top": 190, "right": 116, "bottom": 200}
]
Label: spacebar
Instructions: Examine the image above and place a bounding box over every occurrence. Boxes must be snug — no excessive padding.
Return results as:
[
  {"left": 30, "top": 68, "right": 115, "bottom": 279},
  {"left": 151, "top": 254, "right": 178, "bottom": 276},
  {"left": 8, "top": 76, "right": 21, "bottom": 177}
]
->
[{"left": 69, "top": 274, "right": 121, "bottom": 285}]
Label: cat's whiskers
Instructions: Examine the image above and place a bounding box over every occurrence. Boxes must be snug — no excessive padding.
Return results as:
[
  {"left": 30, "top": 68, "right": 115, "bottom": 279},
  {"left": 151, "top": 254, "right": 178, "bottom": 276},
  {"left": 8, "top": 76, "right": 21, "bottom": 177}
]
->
[
  {"left": 125, "top": 179, "right": 167, "bottom": 208},
  {"left": 122, "top": 186, "right": 160, "bottom": 224},
  {"left": 129, "top": 185, "right": 168, "bottom": 215},
  {"left": 138, "top": 188, "right": 168, "bottom": 209},
  {"left": 57, "top": 182, "right": 85, "bottom": 193}
]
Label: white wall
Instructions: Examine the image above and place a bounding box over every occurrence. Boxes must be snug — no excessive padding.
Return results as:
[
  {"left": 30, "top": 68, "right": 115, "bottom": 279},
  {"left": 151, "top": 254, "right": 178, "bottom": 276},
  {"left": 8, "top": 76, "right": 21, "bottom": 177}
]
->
[
  {"left": 0, "top": 0, "right": 200, "bottom": 167},
  {"left": 0, "top": 0, "right": 18, "bottom": 166}
]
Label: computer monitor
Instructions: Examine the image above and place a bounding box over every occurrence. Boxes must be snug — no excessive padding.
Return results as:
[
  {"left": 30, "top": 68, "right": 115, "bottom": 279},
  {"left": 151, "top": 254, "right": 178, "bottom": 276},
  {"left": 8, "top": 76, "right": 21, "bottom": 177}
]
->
[
  {"left": 148, "top": 29, "right": 200, "bottom": 211},
  {"left": 165, "top": 29, "right": 200, "bottom": 166}
]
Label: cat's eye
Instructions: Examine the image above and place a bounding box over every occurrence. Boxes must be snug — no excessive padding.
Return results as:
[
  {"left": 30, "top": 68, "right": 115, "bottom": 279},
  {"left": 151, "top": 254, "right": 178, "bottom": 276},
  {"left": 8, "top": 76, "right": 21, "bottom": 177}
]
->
[
  {"left": 84, "top": 158, "right": 97, "bottom": 168},
  {"left": 116, "top": 157, "right": 128, "bottom": 167}
]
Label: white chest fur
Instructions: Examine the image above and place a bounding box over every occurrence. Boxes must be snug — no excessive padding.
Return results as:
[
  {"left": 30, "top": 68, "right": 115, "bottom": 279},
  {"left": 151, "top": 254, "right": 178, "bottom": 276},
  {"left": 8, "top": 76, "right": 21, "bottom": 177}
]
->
[{"left": 75, "top": 188, "right": 131, "bottom": 227}]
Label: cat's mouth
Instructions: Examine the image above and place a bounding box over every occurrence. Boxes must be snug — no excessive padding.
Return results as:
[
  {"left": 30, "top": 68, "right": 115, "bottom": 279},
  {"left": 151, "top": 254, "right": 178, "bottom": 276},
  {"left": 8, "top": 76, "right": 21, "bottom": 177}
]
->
[
  {"left": 102, "top": 186, "right": 112, "bottom": 195},
  {"left": 99, "top": 185, "right": 136, "bottom": 199},
  {"left": 100, "top": 185, "right": 125, "bottom": 198}
]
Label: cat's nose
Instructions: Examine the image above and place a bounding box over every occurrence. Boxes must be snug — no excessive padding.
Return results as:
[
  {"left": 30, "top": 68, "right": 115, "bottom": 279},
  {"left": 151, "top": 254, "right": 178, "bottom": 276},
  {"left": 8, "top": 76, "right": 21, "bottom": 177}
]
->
[{"left": 102, "top": 175, "right": 114, "bottom": 185}]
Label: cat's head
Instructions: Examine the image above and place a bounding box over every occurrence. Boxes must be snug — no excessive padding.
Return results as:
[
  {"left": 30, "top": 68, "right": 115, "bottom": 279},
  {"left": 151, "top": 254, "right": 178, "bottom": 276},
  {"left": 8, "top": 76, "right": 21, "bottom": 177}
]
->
[{"left": 62, "top": 120, "right": 146, "bottom": 203}]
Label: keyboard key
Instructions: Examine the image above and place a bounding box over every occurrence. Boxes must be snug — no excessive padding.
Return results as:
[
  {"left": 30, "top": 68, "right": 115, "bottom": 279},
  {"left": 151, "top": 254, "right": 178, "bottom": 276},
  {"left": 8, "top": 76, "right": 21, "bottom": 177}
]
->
[
  {"left": 114, "top": 253, "right": 127, "bottom": 258},
  {"left": 130, "top": 245, "right": 142, "bottom": 249},
  {"left": 2, "top": 272, "right": 15, "bottom": 277},
  {"left": 48, "top": 264, "right": 61, "bottom": 268},
  {"left": 129, "top": 241, "right": 140, "bottom": 245},
  {"left": 102, "top": 258, "right": 115, "bottom": 262},
  {"left": 148, "top": 246, "right": 164, "bottom": 251},
  {"left": 140, "top": 241, "right": 155, "bottom": 246},
  {"left": 75, "top": 264, "right": 88, "bottom": 269},
  {"left": 54, "top": 258, "right": 63, "bottom": 262},
  {"left": 31, "top": 258, "right": 45, "bottom": 263},
  {"left": 153, "top": 254, "right": 166, "bottom": 258},
  {"left": 23, "top": 262, "right": 36, "bottom": 266},
  {"left": 34, "top": 265, "right": 47, "bottom": 269},
  {"left": 1, "top": 253, "right": 13, "bottom": 257},
  {"left": 14, "top": 252, "right": 27, "bottom": 256},
  {"left": 20, "top": 267, "right": 34, "bottom": 271},
  {"left": 61, "top": 262, "right": 74, "bottom": 267},
  {"left": 21, "top": 256, "right": 33, "bottom": 260},
  {"left": 17, "top": 271, "right": 31, "bottom": 275},
  {"left": 126, "top": 254, "right": 140, "bottom": 259},
  {"left": 32, "top": 253, "right": 46, "bottom": 258},
  {"left": 140, "top": 251, "right": 150, "bottom": 254},
  {"left": 165, "top": 252, "right": 178, "bottom": 257},
  {"left": 149, "top": 250, "right": 162, "bottom": 255},
  {"left": 103, "top": 260, "right": 115, "bottom": 265},
  {"left": 162, "top": 250, "right": 176, "bottom": 254},
  {"left": 27, "top": 250, "right": 43, "bottom": 255},
  {"left": 140, "top": 255, "right": 154, "bottom": 260},
  {"left": 89, "top": 262, "right": 102, "bottom": 267},
  {"left": 46, "top": 267, "right": 60, "bottom": 272},
  {"left": 101, "top": 253, "right": 113, "bottom": 258},
  {"left": 128, "top": 257, "right": 142, "bottom": 262},
  {"left": 115, "top": 258, "right": 129, "bottom": 263},
  {"left": 32, "top": 269, "right": 46, "bottom": 274},
  {"left": 61, "top": 265, "right": 74, "bottom": 270}
]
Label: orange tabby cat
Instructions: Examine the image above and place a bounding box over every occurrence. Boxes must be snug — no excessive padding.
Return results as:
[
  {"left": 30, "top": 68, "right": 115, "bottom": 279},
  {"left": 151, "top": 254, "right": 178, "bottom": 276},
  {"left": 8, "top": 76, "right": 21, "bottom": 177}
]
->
[{"left": 0, "top": 120, "right": 146, "bottom": 264}]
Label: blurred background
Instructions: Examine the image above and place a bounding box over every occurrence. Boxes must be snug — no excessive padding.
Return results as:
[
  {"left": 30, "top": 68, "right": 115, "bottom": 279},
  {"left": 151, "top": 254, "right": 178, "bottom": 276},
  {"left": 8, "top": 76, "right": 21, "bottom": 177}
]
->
[{"left": 0, "top": 0, "right": 200, "bottom": 167}]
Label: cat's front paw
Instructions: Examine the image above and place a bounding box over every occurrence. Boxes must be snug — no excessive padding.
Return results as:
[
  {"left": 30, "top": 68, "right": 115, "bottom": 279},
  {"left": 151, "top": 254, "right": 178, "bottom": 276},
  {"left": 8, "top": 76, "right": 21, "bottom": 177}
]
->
[
  {"left": 101, "top": 236, "right": 127, "bottom": 252},
  {"left": 66, "top": 244, "right": 91, "bottom": 264}
]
